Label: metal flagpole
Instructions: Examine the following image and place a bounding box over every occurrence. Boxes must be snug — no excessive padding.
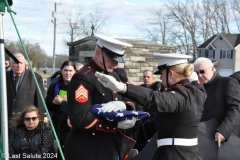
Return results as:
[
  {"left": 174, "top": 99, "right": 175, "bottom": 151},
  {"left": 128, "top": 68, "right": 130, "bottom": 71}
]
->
[
  {"left": 52, "top": 2, "right": 56, "bottom": 75},
  {"left": 0, "top": 0, "right": 12, "bottom": 159}
]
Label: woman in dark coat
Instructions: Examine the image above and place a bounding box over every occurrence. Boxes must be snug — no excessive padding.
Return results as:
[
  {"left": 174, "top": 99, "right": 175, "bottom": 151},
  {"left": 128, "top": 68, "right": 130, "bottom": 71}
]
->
[
  {"left": 45, "top": 60, "right": 76, "bottom": 155},
  {"left": 96, "top": 53, "right": 207, "bottom": 160},
  {"left": 9, "top": 105, "right": 55, "bottom": 160}
]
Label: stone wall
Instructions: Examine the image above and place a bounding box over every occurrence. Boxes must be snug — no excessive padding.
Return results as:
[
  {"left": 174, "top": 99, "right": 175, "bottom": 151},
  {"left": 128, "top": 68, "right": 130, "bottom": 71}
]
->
[
  {"left": 118, "top": 40, "right": 173, "bottom": 85},
  {"left": 68, "top": 36, "right": 174, "bottom": 85}
]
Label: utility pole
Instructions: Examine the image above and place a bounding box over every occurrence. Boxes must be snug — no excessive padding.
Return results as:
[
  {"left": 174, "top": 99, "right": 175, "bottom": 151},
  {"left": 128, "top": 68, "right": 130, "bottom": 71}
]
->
[
  {"left": 163, "top": 21, "right": 166, "bottom": 45},
  {"left": 52, "top": 2, "right": 57, "bottom": 75}
]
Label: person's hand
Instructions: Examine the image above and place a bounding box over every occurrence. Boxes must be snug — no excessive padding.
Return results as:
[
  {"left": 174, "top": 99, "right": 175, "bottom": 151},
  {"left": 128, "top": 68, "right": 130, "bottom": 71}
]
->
[
  {"left": 67, "top": 117, "right": 72, "bottom": 128},
  {"left": 95, "top": 71, "right": 126, "bottom": 92},
  {"left": 117, "top": 117, "right": 136, "bottom": 129},
  {"left": 215, "top": 132, "right": 225, "bottom": 147},
  {"left": 62, "top": 95, "right": 67, "bottom": 101},
  {"left": 101, "top": 101, "right": 126, "bottom": 113},
  {"left": 188, "top": 71, "right": 198, "bottom": 82},
  {"left": 52, "top": 95, "right": 62, "bottom": 105}
]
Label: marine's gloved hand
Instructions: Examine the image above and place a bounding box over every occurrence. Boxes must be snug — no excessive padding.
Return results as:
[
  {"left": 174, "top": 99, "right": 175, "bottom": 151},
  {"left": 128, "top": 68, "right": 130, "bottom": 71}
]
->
[
  {"left": 188, "top": 71, "right": 198, "bottom": 82},
  {"left": 101, "top": 101, "right": 126, "bottom": 113},
  {"left": 95, "top": 71, "right": 126, "bottom": 92},
  {"left": 117, "top": 117, "right": 136, "bottom": 129}
]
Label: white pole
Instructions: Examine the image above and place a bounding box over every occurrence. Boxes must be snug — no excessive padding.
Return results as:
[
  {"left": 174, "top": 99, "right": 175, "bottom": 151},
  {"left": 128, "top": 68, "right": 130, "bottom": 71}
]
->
[
  {"left": 0, "top": 12, "right": 9, "bottom": 160},
  {"left": 52, "top": 2, "right": 57, "bottom": 75}
]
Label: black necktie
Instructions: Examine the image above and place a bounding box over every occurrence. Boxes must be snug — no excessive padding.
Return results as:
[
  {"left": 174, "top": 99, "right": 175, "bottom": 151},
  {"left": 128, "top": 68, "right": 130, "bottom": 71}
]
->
[{"left": 14, "top": 75, "right": 19, "bottom": 92}]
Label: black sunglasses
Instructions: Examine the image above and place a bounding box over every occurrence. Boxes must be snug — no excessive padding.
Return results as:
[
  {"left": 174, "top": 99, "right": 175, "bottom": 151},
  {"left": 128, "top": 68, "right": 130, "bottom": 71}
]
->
[
  {"left": 196, "top": 69, "right": 206, "bottom": 75},
  {"left": 24, "top": 117, "right": 38, "bottom": 122}
]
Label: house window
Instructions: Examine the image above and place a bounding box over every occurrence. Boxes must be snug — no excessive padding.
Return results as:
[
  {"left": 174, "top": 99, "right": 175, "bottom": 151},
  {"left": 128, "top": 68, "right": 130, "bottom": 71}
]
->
[
  {"left": 227, "top": 50, "right": 231, "bottom": 58},
  {"left": 200, "top": 50, "right": 205, "bottom": 57},
  {"left": 208, "top": 50, "right": 213, "bottom": 59},
  {"left": 220, "top": 50, "right": 233, "bottom": 59}
]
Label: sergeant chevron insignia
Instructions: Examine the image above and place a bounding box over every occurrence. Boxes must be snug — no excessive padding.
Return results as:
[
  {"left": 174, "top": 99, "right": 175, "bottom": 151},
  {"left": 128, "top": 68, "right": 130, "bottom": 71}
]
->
[{"left": 75, "top": 84, "right": 88, "bottom": 103}]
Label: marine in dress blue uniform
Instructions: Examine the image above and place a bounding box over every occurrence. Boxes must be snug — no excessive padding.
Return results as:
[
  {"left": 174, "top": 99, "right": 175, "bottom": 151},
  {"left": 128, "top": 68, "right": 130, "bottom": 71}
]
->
[
  {"left": 96, "top": 53, "right": 207, "bottom": 160},
  {"left": 64, "top": 34, "right": 137, "bottom": 160}
]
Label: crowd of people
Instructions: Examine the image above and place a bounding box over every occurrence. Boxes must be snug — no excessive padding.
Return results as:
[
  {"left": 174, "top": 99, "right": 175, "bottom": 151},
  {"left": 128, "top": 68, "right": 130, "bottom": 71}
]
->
[{"left": 4, "top": 34, "right": 240, "bottom": 160}]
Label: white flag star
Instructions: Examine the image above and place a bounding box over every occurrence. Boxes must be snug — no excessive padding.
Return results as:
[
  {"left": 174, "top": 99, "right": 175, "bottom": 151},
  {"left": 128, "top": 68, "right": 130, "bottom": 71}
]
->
[
  {"left": 132, "top": 111, "right": 139, "bottom": 115},
  {"left": 96, "top": 107, "right": 102, "bottom": 114},
  {"left": 116, "top": 113, "right": 124, "bottom": 117}
]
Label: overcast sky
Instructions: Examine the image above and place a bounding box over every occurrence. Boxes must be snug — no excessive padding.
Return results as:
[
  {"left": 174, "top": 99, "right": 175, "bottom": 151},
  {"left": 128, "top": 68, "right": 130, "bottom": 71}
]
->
[{"left": 2, "top": 0, "right": 163, "bottom": 57}]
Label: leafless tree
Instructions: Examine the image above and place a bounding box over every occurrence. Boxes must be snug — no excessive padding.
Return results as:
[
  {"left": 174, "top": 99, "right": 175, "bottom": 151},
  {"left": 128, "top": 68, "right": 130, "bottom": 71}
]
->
[
  {"left": 83, "top": 8, "right": 109, "bottom": 37},
  {"left": 197, "top": 0, "right": 217, "bottom": 41},
  {"left": 164, "top": 0, "right": 200, "bottom": 59},
  {"left": 58, "top": 8, "right": 83, "bottom": 44},
  {"left": 58, "top": 7, "right": 109, "bottom": 48},
  {"left": 210, "top": 0, "right": 230, "bottom": 33},
  {"left": 137, "top": 0, "right": 239, "bottom": 60},
  {"left": 135, "top": 8, "right": 172, "bottom": 45},
  {"left": 229, "top": 0, "right": 240, "bottom": 32},
  {"left": 5, "top": 39, "right": 47, "bottom": 68}
]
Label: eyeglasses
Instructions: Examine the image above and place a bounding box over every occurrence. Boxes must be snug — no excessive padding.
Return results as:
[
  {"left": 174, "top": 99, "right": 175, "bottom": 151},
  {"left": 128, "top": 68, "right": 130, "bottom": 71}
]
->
[
  {"left": 24, "top": 117, "right": 38, "bottom": 122},
  {"left": 196, "top": 69, "right": 206, "bottom": 75},
  {"left": 196, "top": 67, "right": 210, "bottom": 75}
]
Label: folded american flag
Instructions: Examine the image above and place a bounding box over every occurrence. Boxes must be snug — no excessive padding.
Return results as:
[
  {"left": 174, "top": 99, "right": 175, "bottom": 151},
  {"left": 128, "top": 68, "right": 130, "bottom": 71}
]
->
[{"left": 90, "top": 104, "right": 150, "bottom": 122}]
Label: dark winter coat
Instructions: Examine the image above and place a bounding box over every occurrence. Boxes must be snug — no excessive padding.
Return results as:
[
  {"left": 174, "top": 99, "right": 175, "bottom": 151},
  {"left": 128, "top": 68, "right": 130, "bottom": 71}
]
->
[
  {"left": 6, "top": 70, "right": 45, "bottom": 119},
  {"left": 9, "top": 121, "right": 55, "bottom": 160},
  {"left": 45, "top": 80, "right": 70, "bottom": 148},
  {"left": 202, "top": 73, "right": 240, "bottom": 139}
]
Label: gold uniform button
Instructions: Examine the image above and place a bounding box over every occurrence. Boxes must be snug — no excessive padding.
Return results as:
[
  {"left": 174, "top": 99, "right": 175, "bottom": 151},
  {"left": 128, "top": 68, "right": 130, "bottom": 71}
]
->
[
  {"left": 115, "top": 98, "right": 118, "bottom": 101},
  {"left": 106, "top": 127, "right": 109, "bottom": 129},
  {"left": 99, "top": 124, "right": 102, "bottom": 128},
  {"left": 92, "top": 132, "right": 95, "bottom": 136},
  {"left": 113, "top": 128, "right": 116, "bottom": 130},
  {"left": 102, "top": 93, "right": 105, "bottom": 96},
  {"left": 88, "top": 67, "right": 90, "bottom": 69}
]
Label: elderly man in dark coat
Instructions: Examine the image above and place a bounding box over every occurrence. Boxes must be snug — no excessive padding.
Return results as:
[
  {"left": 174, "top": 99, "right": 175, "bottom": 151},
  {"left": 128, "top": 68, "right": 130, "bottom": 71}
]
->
[
  {"left": 193, "top": 58, "right": 240, "bottom": 159},
  {"left": 6, "top": 53, "right": 45, "bottom": 121}
]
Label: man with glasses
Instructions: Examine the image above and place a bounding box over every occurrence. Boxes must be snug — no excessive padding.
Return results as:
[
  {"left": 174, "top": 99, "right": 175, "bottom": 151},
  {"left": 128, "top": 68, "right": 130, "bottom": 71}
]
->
[{"left": 193, "top": 57, "right": 240, "bottom": 158}]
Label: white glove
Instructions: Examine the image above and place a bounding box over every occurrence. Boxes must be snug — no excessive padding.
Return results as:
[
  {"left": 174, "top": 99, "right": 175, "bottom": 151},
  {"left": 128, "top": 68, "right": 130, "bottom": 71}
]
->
[
  {"left": 117, "top": 117, "right": 136, "bottom": 129},
  {"left": 95, "top": 71, "right": 126, "bottom": 92},
  {"left": 188, "top": 71, "right": 198, "bottom": 82},
  {"left": 101, "top": 101, "right": 126, "bottom": 113}
]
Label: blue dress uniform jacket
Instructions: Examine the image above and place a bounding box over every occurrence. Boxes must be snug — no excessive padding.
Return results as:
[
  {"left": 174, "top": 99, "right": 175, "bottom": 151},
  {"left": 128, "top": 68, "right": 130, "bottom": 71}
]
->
[
  {"left": 122, "top": 79, "right": 207, "bottom": 160},
  {"left": 64, "top": 59, "right": 135, "bottom": 160}
]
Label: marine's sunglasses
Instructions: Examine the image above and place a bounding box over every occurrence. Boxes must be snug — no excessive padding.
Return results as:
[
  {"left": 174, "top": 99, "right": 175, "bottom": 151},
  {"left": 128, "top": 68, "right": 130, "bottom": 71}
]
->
[{"left": 24, "top": 117, "right": 38, "bottom": 122}]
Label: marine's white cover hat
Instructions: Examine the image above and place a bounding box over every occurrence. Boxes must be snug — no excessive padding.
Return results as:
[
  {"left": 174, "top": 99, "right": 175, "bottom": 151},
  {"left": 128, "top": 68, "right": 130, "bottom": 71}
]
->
[
  {"left": 95, "top": 34, "right": 132, "bottom": 60},
  {"left": 152, "top": 53, "right": 192, "bottom": 74}
]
